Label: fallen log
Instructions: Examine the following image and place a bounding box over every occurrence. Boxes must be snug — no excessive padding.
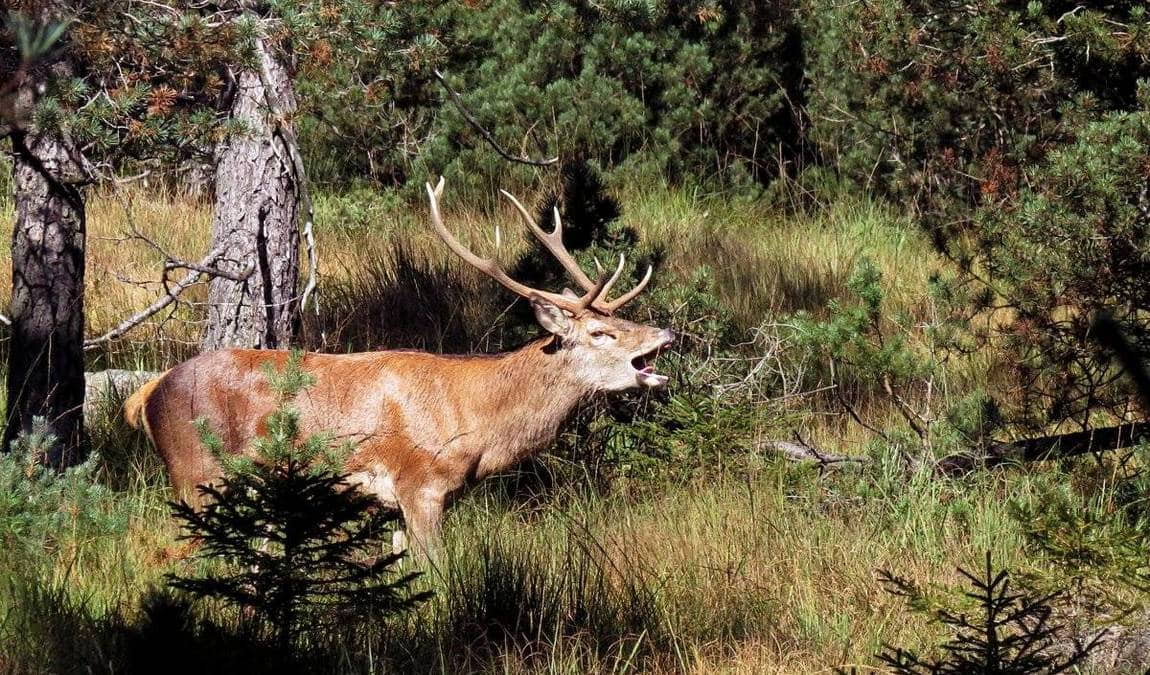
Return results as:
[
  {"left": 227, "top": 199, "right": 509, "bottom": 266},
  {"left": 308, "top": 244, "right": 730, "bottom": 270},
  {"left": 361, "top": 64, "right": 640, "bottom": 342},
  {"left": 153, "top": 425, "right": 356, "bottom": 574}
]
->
[
  {"left": 935, "top": 422, "right": 1149, "bottom": 476},
  {"left": 764, "top": 422, "right": 1149, "bottom": 476},
  {"left": 83, "top": 369, "right": 158, "bottom": 418},
  {"left": 762, "top": 437, "right": 870, "bottom": 471}
]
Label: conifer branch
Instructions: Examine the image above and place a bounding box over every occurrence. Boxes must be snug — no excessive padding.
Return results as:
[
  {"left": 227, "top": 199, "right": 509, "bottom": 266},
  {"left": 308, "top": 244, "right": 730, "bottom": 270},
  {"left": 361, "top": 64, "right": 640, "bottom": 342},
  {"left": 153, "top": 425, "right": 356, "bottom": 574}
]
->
[{"left": 434, "top": 69, "right": 559, "bottom": 167}]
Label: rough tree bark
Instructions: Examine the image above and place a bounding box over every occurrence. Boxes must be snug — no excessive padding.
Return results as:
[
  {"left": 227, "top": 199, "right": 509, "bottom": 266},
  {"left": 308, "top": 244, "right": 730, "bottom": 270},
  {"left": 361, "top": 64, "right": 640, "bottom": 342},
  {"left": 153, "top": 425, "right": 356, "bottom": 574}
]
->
[
  {"left": 2, "top": 89, "right": 88, "bottom": 466},
  {"left": 202, "top": 36, "right": 301, "bottom": 350}
]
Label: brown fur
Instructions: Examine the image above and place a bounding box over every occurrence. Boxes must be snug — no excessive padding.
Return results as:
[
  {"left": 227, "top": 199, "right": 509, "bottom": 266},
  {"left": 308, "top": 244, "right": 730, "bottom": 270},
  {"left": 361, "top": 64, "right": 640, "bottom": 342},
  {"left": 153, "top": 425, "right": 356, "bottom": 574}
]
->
[{"left": 128, "top": 303, "right": 672, "bottom": 555}]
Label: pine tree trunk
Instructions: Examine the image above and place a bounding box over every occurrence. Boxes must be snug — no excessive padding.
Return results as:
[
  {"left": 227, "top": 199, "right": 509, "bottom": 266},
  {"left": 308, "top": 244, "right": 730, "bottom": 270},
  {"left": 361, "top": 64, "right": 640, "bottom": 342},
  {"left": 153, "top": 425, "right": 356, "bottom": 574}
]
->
[
  {"left": 202, "top": 37, "right": 300, "bottom": 350},
  {"left": 3, "top": 126, "right": 87, "bottom": 467}
]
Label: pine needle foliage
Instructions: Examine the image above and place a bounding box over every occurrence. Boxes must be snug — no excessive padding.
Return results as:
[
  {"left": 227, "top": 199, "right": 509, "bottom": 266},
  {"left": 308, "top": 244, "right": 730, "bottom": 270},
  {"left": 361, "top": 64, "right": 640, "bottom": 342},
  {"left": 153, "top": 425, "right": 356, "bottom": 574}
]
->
[
  {"left": 0, "top": 416, "right": 125, "bottom": 562},
  {"left": 872, "top": 553, "right": 1104, "bottom": 674},
  {"left": 803, "top": 0, "right": 1150, "bottom": 429},
  {"left": 166, "top": 351, "right": 431, "bottom": 650}
]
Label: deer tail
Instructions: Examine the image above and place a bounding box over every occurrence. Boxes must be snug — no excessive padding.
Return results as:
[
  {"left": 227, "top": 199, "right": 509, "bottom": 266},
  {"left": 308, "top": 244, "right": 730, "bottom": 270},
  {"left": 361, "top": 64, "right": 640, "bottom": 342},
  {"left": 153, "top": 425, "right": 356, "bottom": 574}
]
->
[{"left": 124, "top": 371, "right": 168, "bottom": 439}]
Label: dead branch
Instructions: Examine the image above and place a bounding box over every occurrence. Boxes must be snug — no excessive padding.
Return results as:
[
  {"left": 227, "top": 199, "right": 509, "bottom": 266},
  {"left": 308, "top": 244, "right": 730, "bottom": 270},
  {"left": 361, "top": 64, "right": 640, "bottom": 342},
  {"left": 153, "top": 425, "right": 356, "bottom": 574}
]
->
[
  {"left": 83, "top": 247, "right": 253, "bottom": 350},
  {"left": 163, "top": 258, "right": 250, "bottom": 281},
  {"left": 935, "top": 422, "right": 1150, "bottom": 476},
  {"left": 882, "top": 374, "right": 929, "bottom": 439},
  {"left": 119, "top": 225, "right": 248, "bottom": 282},
  {"left": 768, "top": 422, "right": 1148, "bottom": 478},
  {"left": 434, "top": 69, "right": 559, "bottom": 168},
  {"left": 763, "top": 434, "right": 870, "bottom": 470},
  {"left": 835, "top": 385, "right": 892, "bottom": 442},
  {"left": 300, "top": 215, "right": 318, "bottom": 313}
]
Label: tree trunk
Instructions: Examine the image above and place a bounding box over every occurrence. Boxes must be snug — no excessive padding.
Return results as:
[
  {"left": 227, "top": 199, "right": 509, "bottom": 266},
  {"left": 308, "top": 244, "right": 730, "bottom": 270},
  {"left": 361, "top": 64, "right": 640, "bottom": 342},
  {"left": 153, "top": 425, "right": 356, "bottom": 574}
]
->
[
  {"left": 202, "top": 37, "right": 301, "bottom": 350},
  {"left": 3, "top": 126, "right": 87, "bottom": 467}
]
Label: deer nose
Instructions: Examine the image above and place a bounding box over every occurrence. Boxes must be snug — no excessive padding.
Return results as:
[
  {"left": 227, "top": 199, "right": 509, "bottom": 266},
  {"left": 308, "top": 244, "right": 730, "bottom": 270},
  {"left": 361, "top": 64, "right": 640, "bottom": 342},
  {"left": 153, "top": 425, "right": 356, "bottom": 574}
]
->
[{"left": 660, "top": 329, "right": 676, "bottom": 344}]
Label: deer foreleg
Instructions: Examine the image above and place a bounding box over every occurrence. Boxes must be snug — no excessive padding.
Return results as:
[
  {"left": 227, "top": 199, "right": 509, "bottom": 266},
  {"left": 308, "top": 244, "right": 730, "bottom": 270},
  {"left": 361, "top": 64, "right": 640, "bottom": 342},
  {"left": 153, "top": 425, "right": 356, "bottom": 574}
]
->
[{"left": 399, "top": 489, "right": 445, "bottom": 563}]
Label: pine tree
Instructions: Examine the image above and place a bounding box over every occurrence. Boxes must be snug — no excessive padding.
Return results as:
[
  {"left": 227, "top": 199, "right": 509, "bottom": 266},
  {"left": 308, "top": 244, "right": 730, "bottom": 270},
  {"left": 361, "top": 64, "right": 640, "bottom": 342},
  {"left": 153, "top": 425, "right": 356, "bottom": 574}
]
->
[
  {"left": 874, "top": 554, "right": 1104, "bottom": 674},
  {"left": 2, "top": 7, "right": 88, "bottom": 466},
  {"left": 803, "top": 0, "right": 1150, "bottom": 430}
]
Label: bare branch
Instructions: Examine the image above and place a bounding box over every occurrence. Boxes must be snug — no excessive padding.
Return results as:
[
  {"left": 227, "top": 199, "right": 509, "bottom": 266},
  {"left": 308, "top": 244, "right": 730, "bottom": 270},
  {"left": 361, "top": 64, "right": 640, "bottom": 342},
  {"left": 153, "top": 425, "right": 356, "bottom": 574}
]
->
[
  {"left": 300, "top": 215, "right": 318, "bottom": 313},
  {"left": 882, "top": 374, "right": 930, "bottom": 440},
  {"left": 164, "top": 259, "right": 251, "bottom": 281},
  {"left": 112, "top": 168, "right": 152, "bottom": 184},
  {"left": 762, "top": 435, "right": 870, "bottom": 469},
  {"left": 83, "top": 248, "right": 252, "bottom": 350},
  {"left": 835, "top": 380, "right": 892, "bottom": 442},
  {"left": 935, "top": 422, "right": 1150, "bottom": 476},
  {"left": 121, "top": 218, "right": 251, "bottom": 281},
  {"left": 434, "top": 69, "right": 558, "bottom": 168}
]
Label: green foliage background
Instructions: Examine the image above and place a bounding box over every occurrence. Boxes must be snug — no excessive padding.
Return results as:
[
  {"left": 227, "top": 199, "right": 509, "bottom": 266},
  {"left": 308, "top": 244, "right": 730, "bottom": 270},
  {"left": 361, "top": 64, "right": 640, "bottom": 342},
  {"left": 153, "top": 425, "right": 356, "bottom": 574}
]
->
[
  {"left": 801, "top": 0, "right": 1150, "bottom": 427},
  {"left": 301, "top": 0, "right": 805, "bottom": 193}
]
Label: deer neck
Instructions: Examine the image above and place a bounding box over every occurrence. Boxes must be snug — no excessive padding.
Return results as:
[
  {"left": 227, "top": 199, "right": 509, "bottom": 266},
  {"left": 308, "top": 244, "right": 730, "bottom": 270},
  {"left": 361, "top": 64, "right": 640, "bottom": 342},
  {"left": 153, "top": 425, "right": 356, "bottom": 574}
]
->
[{"left": 470, "top": 337, "right": 591, "bottom": 475}]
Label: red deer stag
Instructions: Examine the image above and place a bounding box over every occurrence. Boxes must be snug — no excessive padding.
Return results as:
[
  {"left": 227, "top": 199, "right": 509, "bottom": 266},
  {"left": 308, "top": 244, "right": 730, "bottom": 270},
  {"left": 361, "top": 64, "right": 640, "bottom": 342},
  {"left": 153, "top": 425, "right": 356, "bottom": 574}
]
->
[{"left": 124, "top": 178, "right": 673, "bottom": 555}]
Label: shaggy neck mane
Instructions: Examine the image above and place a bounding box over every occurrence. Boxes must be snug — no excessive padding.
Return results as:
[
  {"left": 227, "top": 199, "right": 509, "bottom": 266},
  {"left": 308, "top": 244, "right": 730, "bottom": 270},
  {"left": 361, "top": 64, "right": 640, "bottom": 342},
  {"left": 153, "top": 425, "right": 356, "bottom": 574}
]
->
[{"left": 467, "top": 336, "right": 592, "bottom": 475}]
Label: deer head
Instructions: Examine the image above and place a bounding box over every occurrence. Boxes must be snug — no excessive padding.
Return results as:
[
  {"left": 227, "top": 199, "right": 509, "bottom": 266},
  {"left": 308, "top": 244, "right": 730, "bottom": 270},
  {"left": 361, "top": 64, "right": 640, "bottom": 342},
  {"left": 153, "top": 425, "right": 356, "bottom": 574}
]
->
[{"left": 426, "top": 177, "right": 674, "bottom": 391}]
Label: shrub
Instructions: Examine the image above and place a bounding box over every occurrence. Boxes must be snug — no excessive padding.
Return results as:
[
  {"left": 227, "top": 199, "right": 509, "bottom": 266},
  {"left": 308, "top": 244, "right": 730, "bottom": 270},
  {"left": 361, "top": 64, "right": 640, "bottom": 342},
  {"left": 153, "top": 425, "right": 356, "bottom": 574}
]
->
[
  {"left": 303, "top": 0, "right": 806, "bottom": 192},
  {"left": 790, "top": 259, "right": 1000, "bottom": 463},
  {"left": 868, "top": 553, "right": 1104, "bottom": 674},
  {"left": 0, "top": 417, "right": 126, "bottom": 564},
  {"left": 555, "top": 266, "right": 780, "bottom": 485},
  {"left": 1012, "top": 467, "right": 1150, "bottom": 612}
]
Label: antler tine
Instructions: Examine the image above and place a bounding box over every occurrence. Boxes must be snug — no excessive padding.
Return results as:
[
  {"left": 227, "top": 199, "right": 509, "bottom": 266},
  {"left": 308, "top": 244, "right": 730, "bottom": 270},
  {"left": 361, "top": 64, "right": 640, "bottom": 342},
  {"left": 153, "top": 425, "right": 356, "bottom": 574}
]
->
[
  {"left": 429, "top": 179, "right": 652, "bottom": 316},
  {"left": 598, "top": 264, "right": 654, "bottom": 313},
  {"left": 426, "top": 179, "right": 583, "bottom": 312},
  {"left": 594, "top": 254, "right": 626, "bottom": 305},
  {"left": 499, "top": 189, "right": 598, "bottom": 291}
]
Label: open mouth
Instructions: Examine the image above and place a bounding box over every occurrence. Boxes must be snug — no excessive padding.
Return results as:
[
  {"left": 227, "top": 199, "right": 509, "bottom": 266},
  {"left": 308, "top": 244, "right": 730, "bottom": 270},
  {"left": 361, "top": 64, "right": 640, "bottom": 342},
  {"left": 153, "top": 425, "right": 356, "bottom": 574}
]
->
[{"left": 631, "top": 342, "right": 671, "bottom": 387}]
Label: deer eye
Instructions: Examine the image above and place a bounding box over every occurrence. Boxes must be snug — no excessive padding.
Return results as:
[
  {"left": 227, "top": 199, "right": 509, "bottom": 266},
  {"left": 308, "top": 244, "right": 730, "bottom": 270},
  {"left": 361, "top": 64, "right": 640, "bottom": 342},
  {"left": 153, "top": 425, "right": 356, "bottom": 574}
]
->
[{"left": 590, "top": 330, "right": 616, "bottom": 341}]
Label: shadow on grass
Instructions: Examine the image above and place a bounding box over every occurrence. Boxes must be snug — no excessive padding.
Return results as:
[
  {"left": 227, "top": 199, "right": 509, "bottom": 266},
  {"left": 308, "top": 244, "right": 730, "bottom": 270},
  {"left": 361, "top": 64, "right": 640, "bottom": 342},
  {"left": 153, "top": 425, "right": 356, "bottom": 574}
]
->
[
  {"left": 435, "top": 535, "right": 665, "bottom": 671},
  {"left": 1, "top": 580, "right": 314, "bottom": 675},
  {"left": 2, "top": 533, "right": 668, "bottom": 674},
  {"left": 300, "top": 241, "right": 507, "bottom": 355}
]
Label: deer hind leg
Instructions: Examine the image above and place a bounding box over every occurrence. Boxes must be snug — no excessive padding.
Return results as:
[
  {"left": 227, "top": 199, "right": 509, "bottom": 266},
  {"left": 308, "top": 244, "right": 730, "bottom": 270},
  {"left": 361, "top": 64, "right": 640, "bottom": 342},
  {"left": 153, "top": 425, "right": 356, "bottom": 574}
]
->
[{"left": 343, "top": 469, "right": 411, "bottom": 555}]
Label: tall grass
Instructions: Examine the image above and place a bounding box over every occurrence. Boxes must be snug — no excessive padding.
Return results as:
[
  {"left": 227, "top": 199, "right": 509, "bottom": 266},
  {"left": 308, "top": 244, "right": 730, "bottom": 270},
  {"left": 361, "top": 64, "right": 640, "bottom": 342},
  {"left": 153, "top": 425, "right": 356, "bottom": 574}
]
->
[
  {"left": 1, "top": 182, "right": 939, "bottom": 360},
  {"left": 1, "top": 456, "right": 1128, "bottom": 673}
]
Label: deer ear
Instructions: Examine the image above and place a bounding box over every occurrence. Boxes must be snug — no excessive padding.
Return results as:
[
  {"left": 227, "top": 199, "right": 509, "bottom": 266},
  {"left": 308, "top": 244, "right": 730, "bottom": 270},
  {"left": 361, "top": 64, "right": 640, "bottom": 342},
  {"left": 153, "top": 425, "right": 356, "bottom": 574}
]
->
[
  {"left": 560, "top": 287, "right": 579, "bottom": 299},
  {"left": 530, "top": 296, "right": 573, "bottom": 337}
]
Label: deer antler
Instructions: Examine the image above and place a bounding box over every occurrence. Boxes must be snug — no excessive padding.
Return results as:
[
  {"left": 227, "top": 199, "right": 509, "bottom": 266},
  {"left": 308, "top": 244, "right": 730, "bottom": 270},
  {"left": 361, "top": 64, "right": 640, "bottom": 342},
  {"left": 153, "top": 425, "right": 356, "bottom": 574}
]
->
[
  {"left": 494, "top": 185, "right": 652, "bottom": 314},
  {"left": 426, "top": 178, "right": 614, "bottom": 315},
  {"left": 499, "top": 190, "right": 597, "bottom": 291}
]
